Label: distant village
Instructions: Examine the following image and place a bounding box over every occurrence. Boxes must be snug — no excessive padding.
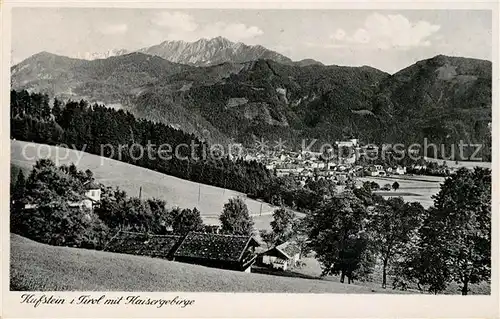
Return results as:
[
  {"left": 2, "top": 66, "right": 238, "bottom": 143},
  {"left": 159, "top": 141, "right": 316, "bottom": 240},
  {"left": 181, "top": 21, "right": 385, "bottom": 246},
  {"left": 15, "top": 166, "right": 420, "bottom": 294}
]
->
[{"left": 237, "top": 138, "right": 459, "bottom": 186}]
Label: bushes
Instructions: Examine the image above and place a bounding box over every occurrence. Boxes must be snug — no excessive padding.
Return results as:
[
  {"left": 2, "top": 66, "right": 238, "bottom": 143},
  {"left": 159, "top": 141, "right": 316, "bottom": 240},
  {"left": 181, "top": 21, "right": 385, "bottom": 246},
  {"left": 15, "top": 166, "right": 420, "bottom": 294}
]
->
[
  {"left": 11, "top": 158, "right": 209, "bottom": 251},
  {"left": 11, "top": 201, "right": 109, "bottom": 250}
]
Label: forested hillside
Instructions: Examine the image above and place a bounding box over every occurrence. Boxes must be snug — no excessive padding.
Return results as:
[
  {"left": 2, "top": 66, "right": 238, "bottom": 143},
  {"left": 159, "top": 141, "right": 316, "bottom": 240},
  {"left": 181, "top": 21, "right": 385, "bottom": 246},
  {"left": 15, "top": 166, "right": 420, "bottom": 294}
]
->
[{"left": 10, "top": 90, "right": 273, "bottom": 196}]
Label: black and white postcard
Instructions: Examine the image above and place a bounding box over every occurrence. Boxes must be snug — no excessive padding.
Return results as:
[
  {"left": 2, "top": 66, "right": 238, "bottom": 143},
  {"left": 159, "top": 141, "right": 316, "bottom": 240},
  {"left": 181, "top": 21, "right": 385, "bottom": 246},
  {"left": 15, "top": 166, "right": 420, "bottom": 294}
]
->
[{"left": 1, "top": 1, "right": 498, "bottom": 318}]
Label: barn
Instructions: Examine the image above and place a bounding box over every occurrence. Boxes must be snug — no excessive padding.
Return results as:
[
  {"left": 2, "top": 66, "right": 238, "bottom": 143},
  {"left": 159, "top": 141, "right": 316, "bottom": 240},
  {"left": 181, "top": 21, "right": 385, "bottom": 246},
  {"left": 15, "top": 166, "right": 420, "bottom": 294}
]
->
[
  {"left": 258, "top": 241, "right": 301, "bottom": 271},
  {"left": 173, "top": 232, "right": 260, "bottom": 272},
  {"left": 103, "top": 231, "right": 183, "bottom": 260}
]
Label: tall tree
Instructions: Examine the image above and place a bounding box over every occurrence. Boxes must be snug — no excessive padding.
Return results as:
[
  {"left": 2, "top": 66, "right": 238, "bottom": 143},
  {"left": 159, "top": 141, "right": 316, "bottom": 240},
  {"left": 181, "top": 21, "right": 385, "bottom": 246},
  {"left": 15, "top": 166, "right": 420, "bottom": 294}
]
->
[
  {"left": 392, "top": 181, "right": 400, "bottom": 191},
  {"left": 414, "top": 167, "right": 491, "bottom": 295},
  {"left": 292, "top": 216, "right": 312, "bottom": 259},
  {"left": 170, "top": 207, "right": 204, "bottom": 235},
  {"left": 10, "top": 168, "right": 28, "bottom": 226},
  {"left": 270, "top": 207, "right": 296, "bottom": 245},
  {"left": 25, "top": 159, "right": 84, "bottom": 203},
  {"left": 308, "top": 191, "right": 373, "bottom": 283},
  {"left": 367, "top": 197, "right": 425, "bottom": 288},
  {"left": 52, "top": 98, "right": 62, "bottom": 121},
  {"left": 219, "top": 197, "right": 254, "bottom": 236},
  {"left": 259, "top": 229, "right": 275, "bottom": 249},
  {"left": 95, "top": 187, "right": 126, "bottom": 230},
  {"left": 12, "top": 169, "right": 26, "bottom": 201},
  {"left": 147, "top": 198, "right": 171, "bottom": 234}
]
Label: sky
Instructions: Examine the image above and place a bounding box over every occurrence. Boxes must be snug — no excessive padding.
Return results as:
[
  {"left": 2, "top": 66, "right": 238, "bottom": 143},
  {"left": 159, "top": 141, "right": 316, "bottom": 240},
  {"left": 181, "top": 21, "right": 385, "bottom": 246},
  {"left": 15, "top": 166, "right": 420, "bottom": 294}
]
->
[{"left": 11, "top": 8, "right": 492, "bottom": 74}]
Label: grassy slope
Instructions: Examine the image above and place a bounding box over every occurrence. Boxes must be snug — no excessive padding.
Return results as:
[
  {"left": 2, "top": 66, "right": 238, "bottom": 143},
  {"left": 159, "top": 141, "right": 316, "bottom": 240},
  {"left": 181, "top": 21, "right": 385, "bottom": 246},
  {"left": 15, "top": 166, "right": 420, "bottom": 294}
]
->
[
  {"left": 10, "top": 234, "right": 395, "bottom": 293},
  {"left": 11, "top": 140, "right": 295, "bottom": 230},
  {"left": 357, "top": 176, "right": 445, "bottom": 208}
]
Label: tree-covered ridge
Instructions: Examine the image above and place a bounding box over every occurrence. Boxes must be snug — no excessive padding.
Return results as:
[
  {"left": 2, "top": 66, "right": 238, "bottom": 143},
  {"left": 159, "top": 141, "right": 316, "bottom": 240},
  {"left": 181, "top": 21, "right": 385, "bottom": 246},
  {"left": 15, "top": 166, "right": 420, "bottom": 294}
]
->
[{"left": 10, "top": 89, "right": 273, "bottom": 196}]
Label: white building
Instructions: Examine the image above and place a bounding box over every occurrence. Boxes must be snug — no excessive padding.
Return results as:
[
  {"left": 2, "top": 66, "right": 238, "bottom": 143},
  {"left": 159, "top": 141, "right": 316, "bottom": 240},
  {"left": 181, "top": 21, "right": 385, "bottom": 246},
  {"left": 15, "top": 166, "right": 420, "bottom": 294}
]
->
[
  {"left": 336, "top": 138, "right": 359, "bottom": 148},
  {"left": 394, "top": 166, "right": 407, "bottom": 175},
  {"left": 83, "top": 181, "right": 101, "bottom": 209}
]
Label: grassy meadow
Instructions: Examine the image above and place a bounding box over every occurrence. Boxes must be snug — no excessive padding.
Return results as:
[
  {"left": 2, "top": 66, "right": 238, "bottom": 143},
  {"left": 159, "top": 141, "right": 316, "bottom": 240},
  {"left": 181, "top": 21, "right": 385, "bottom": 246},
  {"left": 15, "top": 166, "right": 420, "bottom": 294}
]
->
[
  {"left": 423, "top": 157, "right": 491, "bottom": 169},
  {"left": 10, "top": 140, "right": 294, "bottom": 230},
  {"left": 10, "top": 234, "right": 396, "bottom": 293},
  {"left": 357, "top": 175, "right": 446, "bottom": 208}
]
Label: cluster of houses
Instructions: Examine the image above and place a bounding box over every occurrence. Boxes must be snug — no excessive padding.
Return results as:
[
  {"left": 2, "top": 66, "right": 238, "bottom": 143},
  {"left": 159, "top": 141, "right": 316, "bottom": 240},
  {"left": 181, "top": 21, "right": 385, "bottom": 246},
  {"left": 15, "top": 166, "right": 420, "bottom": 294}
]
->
[
  {"left": 239, "top": 138, "right": 416, "bottom": 186},
  {"left": 364, "top": 165, "right": 407, "bottom": 177},
  {"left": 103, "top": 230, "right": 302, "bottom": 273},
  {"left": 256, "top": 139, "right": 361, "bottom": 185},
  {"left": 242, "top": 137, "right": 463, "bottom": 180}
]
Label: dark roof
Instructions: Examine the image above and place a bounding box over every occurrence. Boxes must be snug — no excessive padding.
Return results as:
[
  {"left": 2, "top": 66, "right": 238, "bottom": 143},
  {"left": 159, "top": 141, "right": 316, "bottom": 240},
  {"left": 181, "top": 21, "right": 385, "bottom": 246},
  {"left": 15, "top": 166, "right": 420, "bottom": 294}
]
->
[
  {"left": 277, "top": 241, "right": 301, "bottom": 258},
  {"left": 104, "top": 231, "right": 182, "bottom": 259},
  {"left": 84, "top": 181, "right": 100, "bottom": 190},
  {"left": 174, "top": 232, "right": 260, "bottom": 262},
  {"left": 262, "top": 241, "right": 301, "bottom": 260}
]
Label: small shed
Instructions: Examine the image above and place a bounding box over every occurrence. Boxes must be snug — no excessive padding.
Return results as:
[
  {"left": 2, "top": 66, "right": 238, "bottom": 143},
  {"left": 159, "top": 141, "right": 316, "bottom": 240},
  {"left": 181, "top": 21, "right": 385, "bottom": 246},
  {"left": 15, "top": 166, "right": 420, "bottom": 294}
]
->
[
  {"left": 103, "top": 231, "right": 183, "bottom": 260},
  {"left": 173, "top": 232, "right": 260, "bottom": 272},
  {"left": 259, "top": 241, "right": 301, "bottom": 271}
]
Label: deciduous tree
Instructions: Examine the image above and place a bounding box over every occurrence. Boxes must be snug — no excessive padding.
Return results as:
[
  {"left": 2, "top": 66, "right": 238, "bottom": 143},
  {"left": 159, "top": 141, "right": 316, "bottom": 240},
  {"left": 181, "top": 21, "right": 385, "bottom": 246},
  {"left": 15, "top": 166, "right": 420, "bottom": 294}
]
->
[
  {"left": 392, "top": 181, "right": 400, "bottom": 191},
  {"left": 220, "top": 197, "right": 254, "bottom": 236},
  {"left": 413, "top": 168, "right": 491, "bottom": 295},
  {"left": 270, "top": 207, "right": 296, "bottom": 245},
  {"left": 308, "top": 191, "right": 373, "bottom": 284},
  {"left": 367, "top": 197, "right": 425, "bottom": 288},
  {"left": 170, "top": 207, "right": 204, "bottom": 235}
]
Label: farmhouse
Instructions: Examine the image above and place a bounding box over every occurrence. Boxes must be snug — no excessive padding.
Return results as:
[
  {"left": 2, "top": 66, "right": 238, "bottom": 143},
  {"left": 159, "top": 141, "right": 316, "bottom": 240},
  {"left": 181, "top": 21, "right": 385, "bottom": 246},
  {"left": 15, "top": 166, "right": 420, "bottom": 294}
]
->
[
  {"left": 173, "top": 232, "right": 260, "bottom": 272},
  {"left": 103, "top": 231, "right": 183, "bottom": 260},
  {"left": 25, "top": 182, "right": 102, "bottom": 212},
  {"left": 83, "top": 181, "right": 101, "bottom": 209},
  {"left": 258, "top": 241, "right": 301, "bottom": 271}
]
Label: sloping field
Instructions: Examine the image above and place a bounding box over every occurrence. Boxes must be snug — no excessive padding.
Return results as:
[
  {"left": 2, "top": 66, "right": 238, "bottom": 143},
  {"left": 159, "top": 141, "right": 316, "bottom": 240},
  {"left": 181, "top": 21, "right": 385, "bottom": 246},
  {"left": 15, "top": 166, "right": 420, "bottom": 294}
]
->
[
  {"left": 358, "top": 175, "right": 445, "bottom": 208},
  {"left": 10, "top": 234, "right": 395, "bottom": 293},
  {"left": 423, "top": 156, "right": 491, "bottom": 169},
  {"left": 357, "top": 159, "right": 491, "bottom": 208},
  {"left": 10, "top": 140, "right": 293, "bottom": 230}
]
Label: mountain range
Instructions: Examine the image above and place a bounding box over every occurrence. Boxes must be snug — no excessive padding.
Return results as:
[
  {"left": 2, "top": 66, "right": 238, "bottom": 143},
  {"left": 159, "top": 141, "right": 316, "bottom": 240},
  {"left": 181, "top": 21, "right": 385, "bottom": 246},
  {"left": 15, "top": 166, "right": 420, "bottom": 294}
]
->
[
  {"left": 11, "top": 38, "right": 492, "bottom": 160},
  {"left": 72, "top": 37, "right": 318, "bottom": 67},
  {"left": 75, "top": 48, "right": 130, "bottom": 60}
]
